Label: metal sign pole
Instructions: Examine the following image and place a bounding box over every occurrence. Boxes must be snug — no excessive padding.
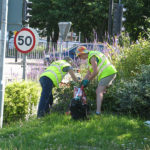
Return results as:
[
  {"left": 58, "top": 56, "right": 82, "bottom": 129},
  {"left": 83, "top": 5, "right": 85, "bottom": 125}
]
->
[
  {"left": 0, "top": 0, "right": 8, "bottom": 128},
  {"left": 22, "top": 24, "right": 29, "bottom": 80},
  {"left": 59, "top": 30, "right": 63, "bottom": 59},
  {"left": 14, "top": 27, "right": 37, "bottom": 80},
  {"left": 59, "top": 35, "right": 63, "bottom": 59},
  {"left": 22, "top": 53, "right": 27, "bottom": 80}
]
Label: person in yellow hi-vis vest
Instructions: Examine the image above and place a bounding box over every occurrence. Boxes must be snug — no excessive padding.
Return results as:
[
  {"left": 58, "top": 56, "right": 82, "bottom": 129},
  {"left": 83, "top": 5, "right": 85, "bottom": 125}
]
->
[
  {"left": 37, "top": 56, "right": 79, "bottom": 118},
  {"left": 77, "top": 46, "right": 117, "bottom": 115}
]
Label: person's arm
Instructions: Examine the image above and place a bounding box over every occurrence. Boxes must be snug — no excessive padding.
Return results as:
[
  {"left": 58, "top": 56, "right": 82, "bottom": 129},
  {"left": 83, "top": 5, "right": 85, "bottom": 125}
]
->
[
  {"left": 84, "top": 69, "right": 91, "bottom": 80},
  {"left": 68, "top": 69, "right": 78, "bottom": 82},
  {"left": 88, "top": 56, "right": 98, "bottom": 81}
]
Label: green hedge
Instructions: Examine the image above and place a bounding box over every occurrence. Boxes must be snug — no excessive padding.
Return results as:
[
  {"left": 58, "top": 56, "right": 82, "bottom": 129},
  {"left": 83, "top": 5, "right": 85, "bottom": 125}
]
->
[
  {"left": 52, "top": 38, "right": 150, "bottom": 118},
  {"left": 103, "top": 65, "right": 150, "bottom": 118},
  {"left": 4, "top": 81, "right": 41, "bottom": 123},
  {"left": 52, "top": 64, "right": 150, "bottom": 118},
  {"left": 116, "top": 39, "right": 150, "bottom": 79},
  {"left": 53, "top": 80, "right": 97, "bottom": 113}
]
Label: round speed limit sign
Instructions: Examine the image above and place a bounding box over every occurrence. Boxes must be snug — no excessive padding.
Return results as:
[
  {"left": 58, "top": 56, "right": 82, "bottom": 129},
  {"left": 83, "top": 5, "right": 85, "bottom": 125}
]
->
[{"left": 14, "top": 28, "right": 36, "bottom": 53}]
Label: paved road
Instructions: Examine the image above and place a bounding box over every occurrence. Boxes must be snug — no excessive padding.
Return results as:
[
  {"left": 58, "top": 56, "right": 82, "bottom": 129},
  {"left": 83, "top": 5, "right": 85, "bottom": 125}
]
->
[
  {"left": 4, "top": 58, "right": 81, "bottom": 84},
  {"left": 4, "top": 58, "right": 44, "bottom": 84}
]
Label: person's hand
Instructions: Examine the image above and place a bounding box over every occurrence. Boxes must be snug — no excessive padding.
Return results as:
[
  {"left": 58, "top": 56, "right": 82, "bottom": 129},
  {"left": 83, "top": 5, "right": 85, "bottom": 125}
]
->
[{"left": 81, "top": 79, "right": 89, "bottom": 88}]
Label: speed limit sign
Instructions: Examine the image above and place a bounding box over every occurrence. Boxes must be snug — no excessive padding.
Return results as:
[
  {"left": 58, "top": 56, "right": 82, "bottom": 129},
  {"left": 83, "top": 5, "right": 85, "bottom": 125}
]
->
[{"left": 14, "top": 28, "right": 36, "bottom": 53}]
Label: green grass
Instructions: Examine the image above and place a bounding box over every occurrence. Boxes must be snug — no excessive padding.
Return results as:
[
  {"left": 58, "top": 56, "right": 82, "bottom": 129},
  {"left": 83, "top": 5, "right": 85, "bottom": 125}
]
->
[{"left": 0, "top": 113, "right": 150, "bottom": 150}]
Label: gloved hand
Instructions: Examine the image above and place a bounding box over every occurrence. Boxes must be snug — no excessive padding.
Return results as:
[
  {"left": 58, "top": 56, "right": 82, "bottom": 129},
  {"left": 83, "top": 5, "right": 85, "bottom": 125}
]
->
[{"left": 81, "top": 79, "right": 89, "bottom": 88}]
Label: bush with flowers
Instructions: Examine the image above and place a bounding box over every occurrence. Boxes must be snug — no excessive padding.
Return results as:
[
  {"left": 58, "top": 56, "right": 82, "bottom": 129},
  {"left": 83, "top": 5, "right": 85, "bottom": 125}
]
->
[{"left": 53, "top": 35, "right": 150, "bottom": 118}]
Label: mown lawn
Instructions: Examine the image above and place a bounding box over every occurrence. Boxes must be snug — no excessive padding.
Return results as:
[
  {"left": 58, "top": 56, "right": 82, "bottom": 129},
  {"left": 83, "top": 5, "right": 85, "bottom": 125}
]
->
[{"left": 0, "top": 113, "right": 150, "bottom": 150}]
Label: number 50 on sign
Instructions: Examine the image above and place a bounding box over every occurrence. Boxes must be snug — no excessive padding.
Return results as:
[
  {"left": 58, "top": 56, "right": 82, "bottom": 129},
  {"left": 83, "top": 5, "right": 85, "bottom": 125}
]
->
[{"left": 14, "top": 28, "right": 36, "bottom": 53}]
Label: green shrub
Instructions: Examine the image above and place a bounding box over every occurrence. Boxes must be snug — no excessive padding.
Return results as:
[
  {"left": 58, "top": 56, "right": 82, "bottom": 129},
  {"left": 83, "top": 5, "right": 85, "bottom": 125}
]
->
[
  {"left": 53, "top": 80, "right": 97, "bottom": 113},
  {"left": 84, "top": 80, "right": 97, "bottom": 110},
  {"left": 104, "top": 65, "right": 150, "bottom": 118},
  {"left": 53, "top": 82, "right": 75, "bottom": 113},
  {"left": 116, "top": 38, "right": 150, "bottom": 79},
  {"left": 118, "top": 32, "right": 131, "bottom": 48},
  {"left": 52, "top": 63, "right": 98, "bottom": 113},
  {"left": 4, "top": 81, "right": 41, "bottom": 123},
  {"left": 53, "top": 38, "right": 150, "bottom": 116}
]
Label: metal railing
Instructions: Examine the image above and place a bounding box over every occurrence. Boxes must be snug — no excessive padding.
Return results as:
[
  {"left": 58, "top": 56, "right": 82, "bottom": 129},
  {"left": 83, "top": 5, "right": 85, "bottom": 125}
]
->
[
  {"left": 4, "top": 42, "right": 105, "bottom": 84},
  {"left": 5, "top": 47, "right": 45, "bottom": 59}
]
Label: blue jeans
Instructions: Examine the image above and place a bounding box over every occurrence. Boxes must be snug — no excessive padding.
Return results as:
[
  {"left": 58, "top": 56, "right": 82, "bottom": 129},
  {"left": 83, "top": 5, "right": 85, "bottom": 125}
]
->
[{"left": 37, "top": 76, "right": 54, "bottom": 117}]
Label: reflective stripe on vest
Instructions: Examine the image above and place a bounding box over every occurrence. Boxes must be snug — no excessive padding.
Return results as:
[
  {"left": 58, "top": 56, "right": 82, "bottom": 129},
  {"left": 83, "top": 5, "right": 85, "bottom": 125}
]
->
[
  {"left": 42, "top": 60, "right": 70, "bottom": 87},
  {"left": 44, "top": 69, "right": 59, "bottom": 86},
  {"left": 49, "top": 61, "right": 69, "bottom": 82},
  {"left": 50, "top": 64, "right": 64, "bottom": 79},
  {"left": 97, "top": 55, "right": 106, "bottom": 69},
  {"left": 98, "top": 63, "right": 111, "bottom": 76},
  {"left": 97, "top": 55, "right": 111, "bottom": 76},
  {"left": 88, "top": 51, "right": 112, "bottom": 77}
]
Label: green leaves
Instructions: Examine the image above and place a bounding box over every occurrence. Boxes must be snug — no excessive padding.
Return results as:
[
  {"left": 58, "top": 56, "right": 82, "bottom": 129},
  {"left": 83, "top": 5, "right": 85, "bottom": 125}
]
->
[
  {"left": 4, "top": 81, "right": 41, "bottom": 123},
  {"left": 122, "top": 0, "right": 150, "bottom": 40},
  {"left": 116, "top": 39, "right": 150, "bottom": 79},
  {"left": 29, "top": 0, "right": 109, "bottom": 42},
  {"left": 104, "top": 64, "right": 150, "bottom": 117},
  {"left": 29, "top": 0, "right": 150, "bottom": 42}
]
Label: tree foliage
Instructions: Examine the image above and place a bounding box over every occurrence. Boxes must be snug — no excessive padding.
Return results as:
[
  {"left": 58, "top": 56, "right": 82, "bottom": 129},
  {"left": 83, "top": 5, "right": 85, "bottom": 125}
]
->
[
  {"left": 30, "top": 0, "right": 109, "bottom": 42},
  {"left": 30, "top": 0, "right": 150, "bottom": 42},
  {"left": 122, "top": 0, "right": 150, "bottom": 41}
]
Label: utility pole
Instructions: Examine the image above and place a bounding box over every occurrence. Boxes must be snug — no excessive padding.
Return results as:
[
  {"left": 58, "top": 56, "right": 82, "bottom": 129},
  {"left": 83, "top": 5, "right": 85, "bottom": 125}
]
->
[
  {"left": 108, "top": 0, "right": 113, "bottom": 43},
  {"left": 0, "top": 0, "right": 8, "bottom": 128}
]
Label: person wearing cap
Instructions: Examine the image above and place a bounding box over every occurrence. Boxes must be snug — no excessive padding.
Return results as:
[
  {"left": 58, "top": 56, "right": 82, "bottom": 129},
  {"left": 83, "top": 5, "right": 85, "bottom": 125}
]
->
[
  {"left": 77, "top": 46, "right": 117, "bottom": 115},
  {"left": 37, "top": 56, "right": 79, "bottom": 118}
]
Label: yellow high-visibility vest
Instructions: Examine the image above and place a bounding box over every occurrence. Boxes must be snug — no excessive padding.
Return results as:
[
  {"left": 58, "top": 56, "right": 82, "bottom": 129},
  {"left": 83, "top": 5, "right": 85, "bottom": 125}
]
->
[
  {"left": 40, "top": 60, "right": 71, "bottom": 87},
  {"left": 88, "top": 51, "right": 117, "bottom": 81}
]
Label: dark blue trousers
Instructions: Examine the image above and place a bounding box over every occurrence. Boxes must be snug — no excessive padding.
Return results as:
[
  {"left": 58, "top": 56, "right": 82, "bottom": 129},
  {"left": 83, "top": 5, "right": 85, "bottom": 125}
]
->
[{"left": 37, "top": 76, "right": 54, "bottom": 117}]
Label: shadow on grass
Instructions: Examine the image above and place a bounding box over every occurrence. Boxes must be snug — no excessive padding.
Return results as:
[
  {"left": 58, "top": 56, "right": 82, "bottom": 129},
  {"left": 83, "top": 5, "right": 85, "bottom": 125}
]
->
[{"left": 0, "top": 113, "right": 150, "bottom": 150}]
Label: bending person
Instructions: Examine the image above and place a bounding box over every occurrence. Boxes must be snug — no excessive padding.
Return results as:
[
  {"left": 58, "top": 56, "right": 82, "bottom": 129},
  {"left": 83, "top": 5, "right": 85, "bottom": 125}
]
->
[
  {"left": 77, "top": 46, "right": 117, "bottom": 115},
  {"left": 37, "top": 56, "right": 78, "bottom": 118}
]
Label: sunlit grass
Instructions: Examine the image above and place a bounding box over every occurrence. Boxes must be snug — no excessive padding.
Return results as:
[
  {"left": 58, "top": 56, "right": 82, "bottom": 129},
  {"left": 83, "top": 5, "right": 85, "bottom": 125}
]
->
[{"left": 0, "top": 113, "right": 150, "bottom": 150}]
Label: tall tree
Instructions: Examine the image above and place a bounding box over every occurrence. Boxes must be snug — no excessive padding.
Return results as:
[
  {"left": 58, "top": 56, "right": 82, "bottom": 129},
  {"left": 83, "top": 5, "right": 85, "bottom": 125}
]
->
[
  {"left": 30, "top": 0, "right": 110, "bottom": 42},
  {"left": 30, "top": 0, "right": 59, "bottom": 43},
  {"left": 30, "top": 0, "right": 150, "bottom": 43},
  {"left": 122, "top": 0, "right": 150, "bottom": 41}
]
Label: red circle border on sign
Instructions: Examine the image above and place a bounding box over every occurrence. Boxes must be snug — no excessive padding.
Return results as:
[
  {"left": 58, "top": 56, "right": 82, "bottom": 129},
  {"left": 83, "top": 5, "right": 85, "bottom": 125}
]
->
[{"left": 14, "top": 28, "right": 36, "bottom": 54}]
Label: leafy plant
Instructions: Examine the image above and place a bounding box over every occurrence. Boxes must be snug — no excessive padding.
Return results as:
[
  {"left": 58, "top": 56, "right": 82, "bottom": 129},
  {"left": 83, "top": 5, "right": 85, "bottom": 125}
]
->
[
  {"left": 4, "top": 81, "right": 41, "bottom": 123},
  {"left": 116, "top": 38, "right": 150, "bottom": 79},
  {"left": 53, "top": 82, "right": 75, "bottom": 113},
  {"left": 104, "top": 65, "right": 150, "bottom": 118},
  {"left": 53, "top": 79, "right": 97, "bottom": 113}
]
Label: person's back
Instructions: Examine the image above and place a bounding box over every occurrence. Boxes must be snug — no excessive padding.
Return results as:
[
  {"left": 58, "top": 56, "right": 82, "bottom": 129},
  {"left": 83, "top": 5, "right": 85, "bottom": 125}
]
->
[
  {"left": 87, "top": 50, "right": 117, "bottom": 81},
  {"left": 37, "top": 57, "right": 79, "bottom": 118},
  {"left": 76, "top": 46, "right": 117, "bottom": 115},
  {"left": 40, "top": 59, "right": 72, "bottom": 88}
]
